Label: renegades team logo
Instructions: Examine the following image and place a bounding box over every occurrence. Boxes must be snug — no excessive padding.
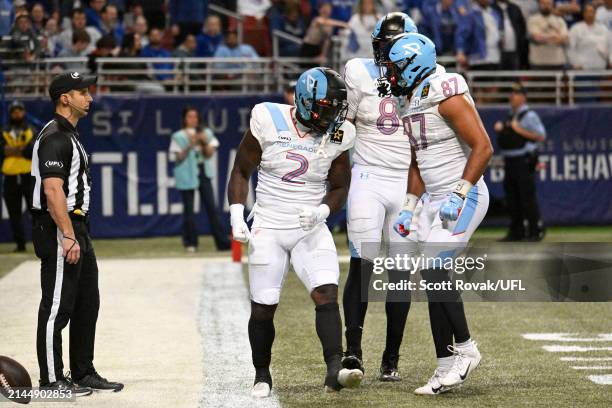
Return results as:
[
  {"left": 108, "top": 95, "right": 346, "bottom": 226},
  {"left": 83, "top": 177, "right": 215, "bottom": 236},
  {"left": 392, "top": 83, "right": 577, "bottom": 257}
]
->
[{"left": 330, "top": 129, "right": 344, "bottom": 144}]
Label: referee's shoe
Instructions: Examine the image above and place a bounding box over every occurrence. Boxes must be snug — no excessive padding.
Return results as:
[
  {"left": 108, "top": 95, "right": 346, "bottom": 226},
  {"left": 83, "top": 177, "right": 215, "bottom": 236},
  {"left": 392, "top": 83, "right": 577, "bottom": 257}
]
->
[
  {"left": 40, "top": 373, "right": 93, "bottom": 397},
  {"left": 76, "top": 370, "right": 124, "bottom": 392}
]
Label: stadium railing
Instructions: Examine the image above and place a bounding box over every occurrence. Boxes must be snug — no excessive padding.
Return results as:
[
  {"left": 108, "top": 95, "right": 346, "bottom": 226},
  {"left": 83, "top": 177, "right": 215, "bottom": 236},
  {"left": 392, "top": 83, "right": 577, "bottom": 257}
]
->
[{"left": 1, "top": 56, "right": 611, "bottom": 105}]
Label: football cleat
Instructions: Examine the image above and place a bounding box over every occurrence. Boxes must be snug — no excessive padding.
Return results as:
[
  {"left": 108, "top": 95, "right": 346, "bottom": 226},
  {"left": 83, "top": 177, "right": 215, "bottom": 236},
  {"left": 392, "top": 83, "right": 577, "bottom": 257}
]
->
[
  {"left": 378, "top": 353, "right": 401, "bottom": 382},
  {"left": 337, "top": 368, "right": 363, "bottom": 388},
  {"left": 414, "top": 368, "right": 456, "bottom": 395},
  {"left": 440, "top": 341, "right": 481, "bottom": 387},
  {"left": 342, "top": 350, "right": 364, "bottom": 374},
  {"left": 251, "top": 382, "right": 271, "bottom": 398}
]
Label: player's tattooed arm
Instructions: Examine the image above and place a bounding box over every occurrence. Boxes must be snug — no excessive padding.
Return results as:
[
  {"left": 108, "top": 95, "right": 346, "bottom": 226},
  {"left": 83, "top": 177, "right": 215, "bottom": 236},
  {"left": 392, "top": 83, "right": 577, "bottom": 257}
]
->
[
  {"left": 407, "top": 147, "right": 425, "bottom": 197},
  {"left": 228, "top": 129, "right": 262, "bottom": 205},
  {"left": 439, "top": 95, "right": 493, "bottom": 185},
  {"left": 323, "top": 150, "right": 351, "bottom": 214}
]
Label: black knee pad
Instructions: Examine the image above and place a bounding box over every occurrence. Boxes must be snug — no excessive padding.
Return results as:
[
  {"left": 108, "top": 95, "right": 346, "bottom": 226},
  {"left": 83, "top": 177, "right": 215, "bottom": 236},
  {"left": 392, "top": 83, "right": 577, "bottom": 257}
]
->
[
  {"left": 312, "top": 284, "right": 338, "bottom": 304},
  {"left": 250, "top": 301, "right": 277, "bottom": 321}
]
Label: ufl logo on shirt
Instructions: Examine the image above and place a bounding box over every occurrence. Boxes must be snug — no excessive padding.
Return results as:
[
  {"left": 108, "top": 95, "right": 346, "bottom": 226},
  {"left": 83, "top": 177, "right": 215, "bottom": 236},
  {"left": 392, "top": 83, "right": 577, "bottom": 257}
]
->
[
  {"left": 45, "top": 160, "right": 63, "bottom": 168},
  {"left": 278, "top": 131, "right": 292, "bottom": 142},
  {"left": 330, "top": 129, "right": 344, "bottom": 144}
]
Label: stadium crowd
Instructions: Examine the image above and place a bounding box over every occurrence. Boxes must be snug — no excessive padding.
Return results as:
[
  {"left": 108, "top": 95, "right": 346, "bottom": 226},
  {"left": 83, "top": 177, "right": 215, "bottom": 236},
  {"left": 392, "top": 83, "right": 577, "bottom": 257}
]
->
[{"left": 0, "top": 0, "right": 611, "bottom": 73}]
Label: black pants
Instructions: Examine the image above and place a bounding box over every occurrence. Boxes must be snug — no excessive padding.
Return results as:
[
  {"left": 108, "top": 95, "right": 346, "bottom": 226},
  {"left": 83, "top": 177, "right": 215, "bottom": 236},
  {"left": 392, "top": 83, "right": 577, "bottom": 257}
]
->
[
  {"left": 33, "top": 213, "right": 99, "bottom": 384},
  {"left": 180, "top": 189, "right": 198, "bottom": 248},
  {"left": 198, "top": 169, "right": 230, "bottom": 250},
  {"left": 503, "top": 153, "right": 542, "bottom": 239},
  {"left": 3, "top": 173, "right": 31, "bottom": 250}
]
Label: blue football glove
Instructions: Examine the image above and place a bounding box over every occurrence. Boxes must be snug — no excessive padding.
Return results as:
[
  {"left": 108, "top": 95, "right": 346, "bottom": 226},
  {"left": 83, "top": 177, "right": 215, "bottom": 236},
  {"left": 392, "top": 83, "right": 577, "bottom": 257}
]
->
[
  {"left": 439, "top": 192, "right": 465, "bottom": 221},
  {"left": 393, "top": 194, "right": 420, "bottom": 237},
  {"left": 393, "top": 209, "right": 414, "bottom": 237}
]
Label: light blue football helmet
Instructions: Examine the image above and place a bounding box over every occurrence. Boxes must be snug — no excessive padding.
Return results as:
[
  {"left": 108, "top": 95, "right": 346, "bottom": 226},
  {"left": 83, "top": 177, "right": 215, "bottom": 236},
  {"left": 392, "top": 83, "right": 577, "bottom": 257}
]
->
[
  {"left": 294, "top": 67, "right": 348, "bottom": 134},
  {"left": 384, "top": 33, "right": 437, "bottom": 96}
]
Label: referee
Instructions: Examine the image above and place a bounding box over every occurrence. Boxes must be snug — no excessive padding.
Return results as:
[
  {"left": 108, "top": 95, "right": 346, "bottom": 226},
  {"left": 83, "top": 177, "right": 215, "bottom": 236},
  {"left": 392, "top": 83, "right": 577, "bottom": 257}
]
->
[
  {"left": 495, "top": 83, "right": 547, "bottom": 242},
  {"left": 31, "top": 72, "right": 123, "bottom": 395}
]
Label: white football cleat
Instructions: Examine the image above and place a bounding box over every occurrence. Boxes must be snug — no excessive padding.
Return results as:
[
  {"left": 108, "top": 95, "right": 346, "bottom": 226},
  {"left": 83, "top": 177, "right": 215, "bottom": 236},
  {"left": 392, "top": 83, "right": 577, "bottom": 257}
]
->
[
  {"left": 414, "top": 368, "right": 456, "bottom": 395},
  {"left": 337, "top": 368, "right": 363, "bottom": 388},
  {"left": 440, "top": 341, "right": 481, "bottom": 387},
  {"left": 251, "top": 382, "right": 271, "bottom": 398}
]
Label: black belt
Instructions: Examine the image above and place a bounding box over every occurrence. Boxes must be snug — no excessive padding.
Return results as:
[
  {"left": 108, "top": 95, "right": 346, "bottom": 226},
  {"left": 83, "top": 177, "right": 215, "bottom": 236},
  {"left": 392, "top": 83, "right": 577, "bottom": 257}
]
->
[{"left": 32, "top": 210, "right": 89, "bottom": 222}]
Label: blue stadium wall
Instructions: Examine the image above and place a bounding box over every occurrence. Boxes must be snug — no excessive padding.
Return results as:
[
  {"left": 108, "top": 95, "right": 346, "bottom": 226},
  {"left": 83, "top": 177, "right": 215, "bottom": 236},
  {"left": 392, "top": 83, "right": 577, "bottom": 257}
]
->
[{"left": 1, "top": 95, "right": 611, "bottom": 241}]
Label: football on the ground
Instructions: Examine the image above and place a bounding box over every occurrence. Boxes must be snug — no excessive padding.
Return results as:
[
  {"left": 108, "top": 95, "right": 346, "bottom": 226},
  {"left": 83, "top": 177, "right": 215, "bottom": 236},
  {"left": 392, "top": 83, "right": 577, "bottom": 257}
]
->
[{"left": 0, "top": 356, "right": 32, "bottom": 404}]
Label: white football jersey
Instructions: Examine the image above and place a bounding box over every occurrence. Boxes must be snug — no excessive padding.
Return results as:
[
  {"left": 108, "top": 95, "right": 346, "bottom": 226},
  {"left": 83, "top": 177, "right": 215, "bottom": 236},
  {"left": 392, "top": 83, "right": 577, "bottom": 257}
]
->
[
  {"left": 249, "top": 102, "right": 356, "bottom": 228},
  {"left": 344, "top": 57, "right": 410, "bottom": 171},
  {"left": 344, "top": 59, "right": 448, "bottom": 172},
  {"left": 396, "top": 71, "right": 478, "bottom": 195}
]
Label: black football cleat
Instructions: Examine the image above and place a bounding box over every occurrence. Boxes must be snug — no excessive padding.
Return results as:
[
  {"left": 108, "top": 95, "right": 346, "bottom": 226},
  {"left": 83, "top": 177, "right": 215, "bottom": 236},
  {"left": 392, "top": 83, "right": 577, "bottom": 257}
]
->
[
  {"left": 378, "top": 352, "right": 401, "bottom": 382},
  {"left": 341, "top": 349, "right": 364, "bottom": 374},
  {"left": 40, "top": 378, "right": 93, "bottom": 397},
  {"left": 75, "top": 370, "right": 124, "bottom": 392}
]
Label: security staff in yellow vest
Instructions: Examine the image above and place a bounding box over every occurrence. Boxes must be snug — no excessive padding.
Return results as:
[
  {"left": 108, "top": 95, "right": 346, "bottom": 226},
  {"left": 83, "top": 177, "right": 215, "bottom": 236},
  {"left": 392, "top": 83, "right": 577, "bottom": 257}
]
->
[{"left": 1, "top": 100, "right": 36, "bottom": 252}]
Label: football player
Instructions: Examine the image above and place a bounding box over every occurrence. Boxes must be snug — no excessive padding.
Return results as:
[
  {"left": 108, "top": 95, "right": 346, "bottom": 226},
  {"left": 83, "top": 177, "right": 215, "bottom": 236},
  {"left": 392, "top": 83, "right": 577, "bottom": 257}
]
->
[
  {"left": 342, "top": 12, "right": 439, "bottom": 382},
  {"left": 227, "top": 67, "right": 363, "bottom": 397},
  {"left": 381, "top": 33, "right": 493, "bottom": 394}
]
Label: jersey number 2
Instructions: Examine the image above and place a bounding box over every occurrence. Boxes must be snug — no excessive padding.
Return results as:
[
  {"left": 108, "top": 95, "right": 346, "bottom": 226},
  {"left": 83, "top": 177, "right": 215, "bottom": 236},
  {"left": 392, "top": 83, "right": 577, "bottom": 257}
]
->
[{"left": 281, "top": 151, "right": 308, "bottom": 184}]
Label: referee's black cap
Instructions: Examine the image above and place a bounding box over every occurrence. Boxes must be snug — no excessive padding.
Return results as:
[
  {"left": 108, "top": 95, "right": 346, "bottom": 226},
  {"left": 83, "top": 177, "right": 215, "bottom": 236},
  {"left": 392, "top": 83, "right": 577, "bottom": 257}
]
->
[
  {"left": 8, "top": 100, "right": 25, "bottom": 112},
  {"left": 49, "top": 72, "right": 97, "bottom": 102}
]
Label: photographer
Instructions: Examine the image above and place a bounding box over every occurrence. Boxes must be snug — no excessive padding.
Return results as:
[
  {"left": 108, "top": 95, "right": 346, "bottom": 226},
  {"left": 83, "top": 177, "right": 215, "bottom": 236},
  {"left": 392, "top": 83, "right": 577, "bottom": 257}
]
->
[{"left": 495, "top": 83, "right": 546, "bottom": 242}]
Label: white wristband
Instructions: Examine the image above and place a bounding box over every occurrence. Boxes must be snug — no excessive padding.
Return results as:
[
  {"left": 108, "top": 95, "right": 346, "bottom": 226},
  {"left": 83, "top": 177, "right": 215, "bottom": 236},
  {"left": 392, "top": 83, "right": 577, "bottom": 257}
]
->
[
  {"left": 403, "top": 193, "right": 420, "bottom": 212},
  {"left": 229, "top": 203, "right": 245, "bottom": 219},
  {"left": 454, "top": 179, "right": 473, "bottom": 198}
]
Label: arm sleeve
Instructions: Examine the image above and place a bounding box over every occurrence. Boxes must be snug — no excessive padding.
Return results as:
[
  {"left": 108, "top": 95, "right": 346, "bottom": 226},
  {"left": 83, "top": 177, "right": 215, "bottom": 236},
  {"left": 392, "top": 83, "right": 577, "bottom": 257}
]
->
[
  {"left": 38, "top": 135, "right": 71, "bottom": 179},
  {"left": 343, "top": 60, "right": 362, "bottom": 121},
  {"left": 520, "top": 111, "right": 547, "bottom": 139}
]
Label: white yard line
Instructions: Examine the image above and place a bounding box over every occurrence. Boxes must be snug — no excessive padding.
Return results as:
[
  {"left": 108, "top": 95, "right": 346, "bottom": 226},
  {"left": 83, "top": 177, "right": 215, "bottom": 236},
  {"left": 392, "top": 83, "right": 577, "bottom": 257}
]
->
[
  {"left": 542, "top": 345, "right": 612, "bottom": 353},
  {"left": 522, "top": 333, "right": 612, "bottom": 342},
  {"left": 588, "top": 374, "right": 612, "bottom": 385},
  {"left": 570, "top": 366, "right": 612, "bottom": 370},
  {"left": 560, "top": 357, "right": 612, "bottom": 362},
  {"left": 199, "top": 262, "right": 281, "bottom": 408}
]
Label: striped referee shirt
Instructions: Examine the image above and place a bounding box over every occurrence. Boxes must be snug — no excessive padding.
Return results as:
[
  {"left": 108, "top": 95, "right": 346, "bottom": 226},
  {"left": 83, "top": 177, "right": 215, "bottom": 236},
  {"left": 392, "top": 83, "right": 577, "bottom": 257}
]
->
[{"left": 31, "top": 113, "right": 92, "bottom": 214}]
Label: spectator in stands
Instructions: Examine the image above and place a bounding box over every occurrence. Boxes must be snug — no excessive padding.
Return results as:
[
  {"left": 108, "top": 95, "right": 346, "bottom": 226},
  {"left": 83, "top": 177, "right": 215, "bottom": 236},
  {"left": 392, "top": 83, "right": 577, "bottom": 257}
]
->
[
  {"left": 493, "top": 0, "right": 529, "bottom": 69},
  {"left": 196, "top": 14, "right": 223, "bottom": 57},
  {"left": 57, "top": 28, "right": 91, "bottom": 71},
  {"left": 119, "top": 31, "right": 141, "bottom": 56},
  {"left": 238, "top": 0, "right": 271, "bottom": 19},
  {"left": 456, "top": 0, "right": 502, "bottom": 70},
  {"left": 0, "top": 0, "right": 14, "bottom": 36},
  {"left": 58, "top": 8, "right": 101, "bottom": 55},
  {"left": 397, "top": 0, "right": 424, "bottom": 24},
  {"left": 169, "top": 0, "right": 207, "bottom": 44},
  {"left": 512, "top": 0, "right": 539, "bottom": 19},
  {"left": 13, "top": 0, "right": 26, "bottom": 16},
  {"left": 169, "top": 107, "right": 202, "bottom": 253},
  {"left": 1, "top": 100, "right": 35, "bottom": 252},
  {"left": 10, "top": 13, "right": 41, "bottom": 62},
  {"left": 553, "top": 0, "right": 582, "bottom": 27},
  {"left": 596, "top": 0, "right": 612, "bottom": 30},
  {"left": 141, "top": 0, "right": 166, "bottom": 29},
  {"left": 173, "top": 33, "right": 197, "bottom": 57},
  {"left": 568, "top": 4, "right": 610, "bottom": 69},
  {"left": 30, "top": 2, "right": 45, "bottom": 34},
  {"left": 88, "top": 33, "right": 118, "bottom": 74},
  {"left": 122, "top": 1, "right": 143, "bottom": 28},
  {"left": 527, "top": 0, "right": 568, "bottom": 69},
  {"left": 132, "top": 15, "right": 149, "bottom": 47},
  {"left": 330, "top": 0, "right": 357, "bottom": 22},
  {"left": 141, "top": 27, "right": 173, "bottom": 80},
  {"left": 99, "top": 4, "right": 124, "bottom": 44},
  {"left": 299, "top": 0, "right": 348, "bottom": 66},
  {"left": 41, "top": 16, "right": 61, "bottom": 56},
  {"left": 86, "top": 0, "right": 106, "bottom": 32},
  {"left": 213, "top": 29, "right": 259, "bottom": 69},
  {"left": 420, "top": 0, "right": 462, "bottom": 56},
  {"left": 268, "top": 0, "right": 307, "bottom": 57},
  {"left": 343, "top": 0, "right": 380, "bottom": 60}
]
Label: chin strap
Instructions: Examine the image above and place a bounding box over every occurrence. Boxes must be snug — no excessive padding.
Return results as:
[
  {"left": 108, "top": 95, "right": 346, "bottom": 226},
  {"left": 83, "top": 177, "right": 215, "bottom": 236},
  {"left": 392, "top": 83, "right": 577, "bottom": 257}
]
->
[{"left": 316, "top": 132, "right": 330, "bottom": 158}]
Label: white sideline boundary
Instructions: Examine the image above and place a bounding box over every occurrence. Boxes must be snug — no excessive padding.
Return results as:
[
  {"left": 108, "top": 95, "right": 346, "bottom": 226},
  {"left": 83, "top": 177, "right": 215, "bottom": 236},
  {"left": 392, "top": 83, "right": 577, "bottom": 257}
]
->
[
  {"left": 588, "top": 375, "right": 612, "bottom": 385},
  {"left": 199, "top": 261, "right": 281, "bottom": 408}
]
